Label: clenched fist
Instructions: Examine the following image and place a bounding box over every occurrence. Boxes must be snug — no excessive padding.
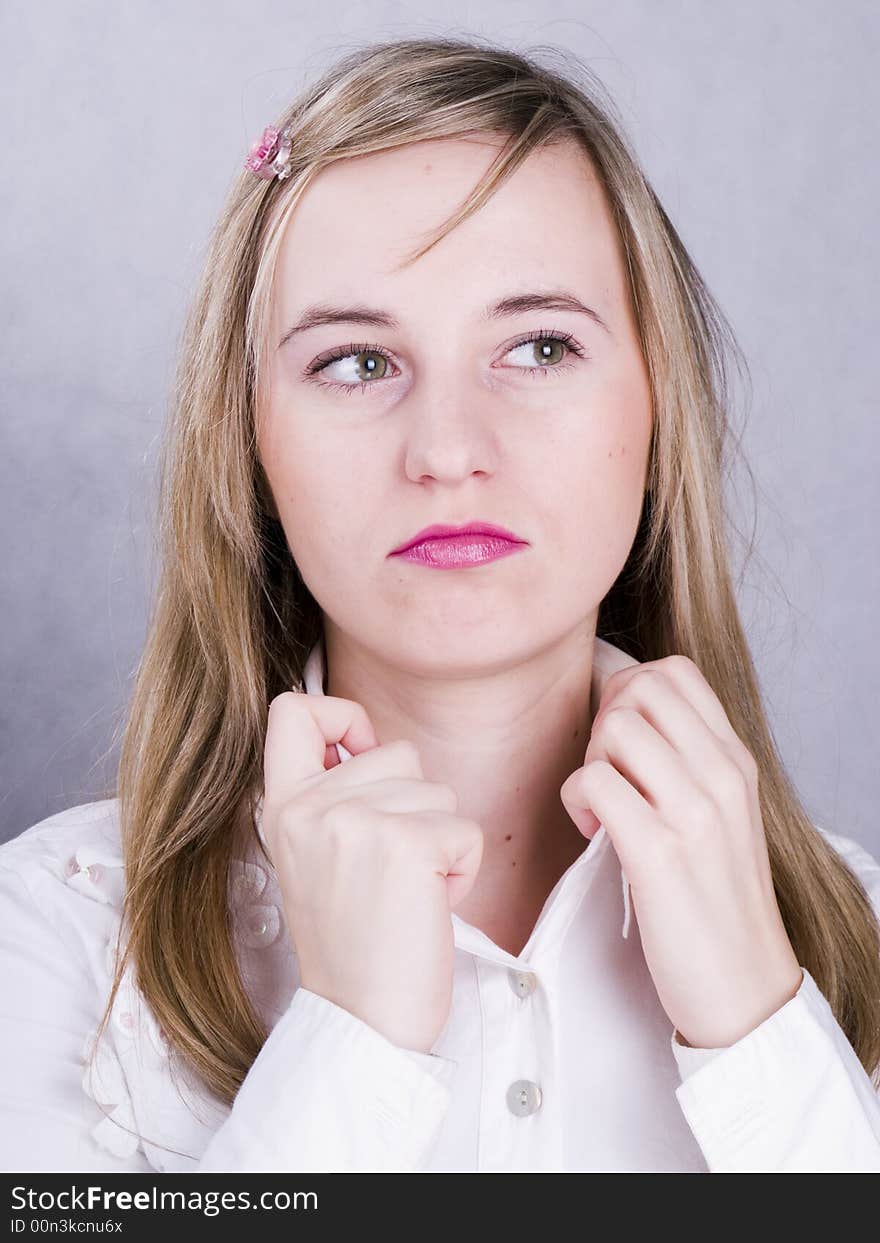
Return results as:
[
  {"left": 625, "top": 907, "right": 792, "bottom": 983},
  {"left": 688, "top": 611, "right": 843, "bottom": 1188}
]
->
[{"left": 261, "top": 691, "right": 484, "bottom": 1054}]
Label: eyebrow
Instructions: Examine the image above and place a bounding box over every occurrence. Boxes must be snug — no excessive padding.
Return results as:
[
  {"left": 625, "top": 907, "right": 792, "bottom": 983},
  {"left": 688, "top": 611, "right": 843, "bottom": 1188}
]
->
[{"left": 277, "top": 290, "right": 612, "bottom": 348}]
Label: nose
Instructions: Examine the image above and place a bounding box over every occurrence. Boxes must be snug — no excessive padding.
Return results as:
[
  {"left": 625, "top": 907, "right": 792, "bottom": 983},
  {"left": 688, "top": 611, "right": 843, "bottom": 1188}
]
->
[{"left": 402, "top": 375, "right": 500, "bottom": 485}]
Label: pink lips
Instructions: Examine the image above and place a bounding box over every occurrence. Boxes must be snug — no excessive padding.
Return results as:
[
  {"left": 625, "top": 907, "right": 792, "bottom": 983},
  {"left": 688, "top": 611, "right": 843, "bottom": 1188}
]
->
[{"left": 389, "top": 522, "right": 529, "bottom": 570}]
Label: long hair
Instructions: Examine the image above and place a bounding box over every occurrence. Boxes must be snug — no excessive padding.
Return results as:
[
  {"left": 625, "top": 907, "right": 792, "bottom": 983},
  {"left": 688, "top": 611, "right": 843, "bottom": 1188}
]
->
[{"left": 90, "top": 36, "right": 880, "bottom": 1135}]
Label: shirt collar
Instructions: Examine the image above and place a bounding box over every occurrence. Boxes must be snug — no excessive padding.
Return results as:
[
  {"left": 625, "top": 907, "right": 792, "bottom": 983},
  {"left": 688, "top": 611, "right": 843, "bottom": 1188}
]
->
[{"left": 256, "top": 632, "right": 638, "bottom": 968}]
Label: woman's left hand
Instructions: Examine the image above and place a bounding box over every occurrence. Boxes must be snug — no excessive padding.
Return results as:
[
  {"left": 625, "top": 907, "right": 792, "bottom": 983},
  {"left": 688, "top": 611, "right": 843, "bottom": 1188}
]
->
[{"left": 559, "top": 654, "right": 804, "bottom": 1049}]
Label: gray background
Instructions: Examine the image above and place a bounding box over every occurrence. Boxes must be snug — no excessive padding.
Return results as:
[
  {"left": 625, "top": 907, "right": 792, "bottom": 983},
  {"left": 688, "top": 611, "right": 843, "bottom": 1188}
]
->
[{"left": 2, "top": 1, "right": 877, "bottom": 856}]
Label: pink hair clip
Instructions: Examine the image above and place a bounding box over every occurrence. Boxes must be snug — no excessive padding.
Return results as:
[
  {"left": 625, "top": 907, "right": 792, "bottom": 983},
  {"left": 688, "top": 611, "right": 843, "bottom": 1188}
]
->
[{"left": 244, "top": 124, "right": 294, "bottom": 181}]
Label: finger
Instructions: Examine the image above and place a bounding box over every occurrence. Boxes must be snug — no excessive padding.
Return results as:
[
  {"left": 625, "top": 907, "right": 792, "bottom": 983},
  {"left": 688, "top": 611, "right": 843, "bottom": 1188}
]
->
[
  {"left": 325, "top": 778, "right": 458, "bottom": 816},
  {"left": 264, "top": 692, "right": 379, "bottom": 808},
  {"left": 597, "top": 657, "right": 739, "bottom": 749},
  {"left": 595, "top": 672, "right": 750, "bottom": 792},
  {"left": 587, "top": 706, "right": 696, "bottom": 820},
  {"left": 560, "top": 768, "right": 602, "bottom": 839},
  {"left": 404, "top": 811, "right": 484, "bottom": 902},
  {"left": 655, "top": 656, "right": 742, "bottom": 746},
  {"left": 563, "top": 759, "right": 658, "bottom": 886}
]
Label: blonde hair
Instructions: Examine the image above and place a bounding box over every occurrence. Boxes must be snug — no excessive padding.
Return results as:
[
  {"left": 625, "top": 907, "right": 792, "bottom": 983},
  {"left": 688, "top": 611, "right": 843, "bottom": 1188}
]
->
[{"left": 90, "top": 35, "right": 880, "bottom": 1151}]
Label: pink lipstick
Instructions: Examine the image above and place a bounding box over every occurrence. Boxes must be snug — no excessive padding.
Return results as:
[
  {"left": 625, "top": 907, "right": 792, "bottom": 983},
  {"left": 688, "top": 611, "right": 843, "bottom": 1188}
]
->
[{"left": 389, "top": 522, "right": 529, "bottom": 570}]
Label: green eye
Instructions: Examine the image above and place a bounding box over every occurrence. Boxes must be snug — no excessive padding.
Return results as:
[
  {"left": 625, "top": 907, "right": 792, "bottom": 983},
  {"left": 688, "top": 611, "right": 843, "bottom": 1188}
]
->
[
  {"left": 306, "top": 327, "right": 587, "bottom": 395},
  {"left": 506, "top": 337, "right": 568, "bottom": 367}
]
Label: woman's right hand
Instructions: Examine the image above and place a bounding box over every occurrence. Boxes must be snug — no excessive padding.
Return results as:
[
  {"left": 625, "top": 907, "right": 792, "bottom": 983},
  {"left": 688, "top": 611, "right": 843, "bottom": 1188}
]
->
[{"left": 261, "top": 690, "right": 484, "bottom": 1055}]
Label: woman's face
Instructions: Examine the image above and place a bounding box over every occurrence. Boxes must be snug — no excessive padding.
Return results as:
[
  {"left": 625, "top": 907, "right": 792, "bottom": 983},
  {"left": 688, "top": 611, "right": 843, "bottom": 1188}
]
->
[{"left": 258, "top": 135, "right": 653, "bottom": 675}]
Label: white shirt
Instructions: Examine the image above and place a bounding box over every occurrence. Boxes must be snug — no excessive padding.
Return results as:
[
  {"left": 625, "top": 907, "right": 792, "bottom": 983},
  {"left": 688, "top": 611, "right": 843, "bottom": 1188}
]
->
[{"left": 2, "top": 634, "right": 880, "bottom": 1173}]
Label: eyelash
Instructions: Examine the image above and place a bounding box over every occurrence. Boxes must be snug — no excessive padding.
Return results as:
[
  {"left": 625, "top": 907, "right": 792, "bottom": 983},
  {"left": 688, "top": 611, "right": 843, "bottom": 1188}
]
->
[{"left": 304, "top": 327, "right": 589, "bottom": 396}]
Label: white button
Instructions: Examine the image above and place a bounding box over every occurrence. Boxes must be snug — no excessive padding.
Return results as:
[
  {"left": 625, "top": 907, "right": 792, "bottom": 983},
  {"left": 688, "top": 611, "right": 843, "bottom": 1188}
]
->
[
  {"left": 229, "top": 861, "right": 267, "bottom": 904},
  {"left": 506, "top": 1079, "right": 543, "bottom": 1116},
  {"left": 65, "top": 858, "right": 102, "bottom": 884},
  {"left": 507, "top": 968, "right": 537, "bottom": 998},
  {"left": 230, "top": 873, "right": 261, "bottom": 903},
  {"left": 240, "top": 902, "right": 280, "bottom": 948}
]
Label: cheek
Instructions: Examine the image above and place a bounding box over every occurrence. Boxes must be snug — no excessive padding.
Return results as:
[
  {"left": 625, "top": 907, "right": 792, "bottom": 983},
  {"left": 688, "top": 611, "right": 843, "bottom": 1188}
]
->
[
  {"left": 544, "top": 394, "right": 651, "bottom": 585},
  {"left": 553, "top": 413, "right": 648, "bottom": 522},
  {"left": 258, "top": 416, "right": 368, "bottom": 570},
  {"left": 585, "top": 362, "right": 651, "bottom": 515}
]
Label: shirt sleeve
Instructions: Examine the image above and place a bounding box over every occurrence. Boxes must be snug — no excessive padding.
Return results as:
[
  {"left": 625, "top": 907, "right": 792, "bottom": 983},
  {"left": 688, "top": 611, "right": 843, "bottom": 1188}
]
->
[
  {"left": 670, "top": 1033, "right": 728, "bottom": 1077},
  {"left": 0, "top": 863, "right": 154, "bottom": 1173},
  {"left": 196, "top": 986, "right": 457, "bottom": 1172},
  {"left": 670, "top": 966, "right": 880, "bottom": 1172}
]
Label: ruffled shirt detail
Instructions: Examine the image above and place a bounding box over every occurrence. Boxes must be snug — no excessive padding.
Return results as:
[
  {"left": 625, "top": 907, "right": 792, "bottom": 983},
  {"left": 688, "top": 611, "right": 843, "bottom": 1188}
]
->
[
  {"left": 67, "top": 831, "right": 275, "bottom": 1170},
  {"left": 65, "top": 836, "right": 163, "bottom": 1162}
]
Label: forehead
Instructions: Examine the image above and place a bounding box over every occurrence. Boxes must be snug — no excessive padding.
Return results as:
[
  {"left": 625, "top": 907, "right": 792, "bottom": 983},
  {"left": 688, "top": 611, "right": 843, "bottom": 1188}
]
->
[{"left": 272, "top": 135, "right": 625, "bottom": 319}]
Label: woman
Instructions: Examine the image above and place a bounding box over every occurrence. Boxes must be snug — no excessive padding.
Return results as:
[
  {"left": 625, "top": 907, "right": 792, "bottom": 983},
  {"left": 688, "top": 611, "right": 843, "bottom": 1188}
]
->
[{"left": 1, "top": 36, "right": 879, "bottom": 1174}]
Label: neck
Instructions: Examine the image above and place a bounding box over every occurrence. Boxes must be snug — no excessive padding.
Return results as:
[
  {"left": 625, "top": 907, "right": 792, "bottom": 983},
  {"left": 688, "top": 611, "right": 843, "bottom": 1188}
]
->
[{"left": 323, "top": 621, "right": 598, "bottom": 948}]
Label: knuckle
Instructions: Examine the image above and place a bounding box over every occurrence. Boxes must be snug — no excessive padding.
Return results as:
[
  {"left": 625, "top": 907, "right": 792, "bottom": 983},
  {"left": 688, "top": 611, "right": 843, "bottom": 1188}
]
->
[
  {"left": 466, "top": 821, "right": 485, "bottom": 862},
  {"left": 435, "top": 782, "right": 459, "bottom": 811},
  {"left": 716, "top": 758, "right": 750, "bottom": 803},
  {"left": 267, "top": 690, "right": 301, "bottom": 717},
  {"left": 734, "top": 740, "right": 759, "bottom": 779},
  {"left": 628, "top": 668, "right": 665, "bottom": 705},
  {"left": 581, "top": 759, "right": 610, "bottom": 793},
  {"left": 274, "top": 799, "right": 311, "bottom": 841},
  {"left": 464, "top": 817, "right": 485, "bottom": 844},
  {"left": 631, "top": 666, "right": 660, "bottom": 688},
  {"left": 686, "top": 792, "right": 718, "bottom": 836},
  {"left": 381, "top": 819, "right": 420, "bottom": 866},
  {"left": 600, "top": 705, "right": 634, "bottom": 741},
  {"left": 262, "top": 799, "right": 305, "bottom": 857},
  {"left": 321, "top": 800, "right": 364, "bottom": 839},
  {"left": 662, "top": 654, "right": 694, "bottom": 675},
  {"left": 387, "top": 738, "right": 422, "bottom": 770},
  {"left": 603, "top": 667, "right": 627, "bottom": 695},
  {"left": 651, "top": 827, "right": 681, "bottom": 866}
]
